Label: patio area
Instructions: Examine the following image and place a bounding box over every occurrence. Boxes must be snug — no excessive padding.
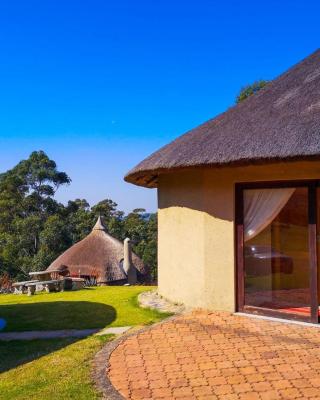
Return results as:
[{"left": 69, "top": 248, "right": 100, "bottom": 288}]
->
[{"left": 107, "top": 311, "right": 320, "bottom": 399}]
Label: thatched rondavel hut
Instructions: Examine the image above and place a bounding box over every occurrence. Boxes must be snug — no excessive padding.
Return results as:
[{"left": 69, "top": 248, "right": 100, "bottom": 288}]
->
[
  {"left": 125, "top": 49, "right": 320, "bottom": 324},
  {"left": 47, "top": 216, "right": 148, "bottom": 285}
]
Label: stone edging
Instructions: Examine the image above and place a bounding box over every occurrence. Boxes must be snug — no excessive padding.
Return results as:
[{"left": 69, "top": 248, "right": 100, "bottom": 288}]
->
[
  {"left": 92, "top": 315, "right": 179, "bottom": 400},
  {"left": 92, "top": 335, "right": 125, "bottom": 400},
  {"left": 138, "top": 290, "right": 185, "bottom": 314}
]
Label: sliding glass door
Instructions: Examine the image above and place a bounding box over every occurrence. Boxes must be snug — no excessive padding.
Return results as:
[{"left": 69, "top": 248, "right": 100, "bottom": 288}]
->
[
  {"left": 317, "top": 188, "right": 320, "bottom": 321},
  {"left": 237, "top": 182, "right": 319, "bottom": 323}
]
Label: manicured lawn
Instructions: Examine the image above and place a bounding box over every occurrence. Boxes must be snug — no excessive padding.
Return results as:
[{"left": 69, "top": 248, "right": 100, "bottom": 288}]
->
[
  {"left": 0, "top": 286, "right": 170, "bottom": 400},
  {"left": 0, "top": 286, "right": 168, "bottom": 331},
  {"left": 0, "top": 335, "right": 112, "bottom": 400}
]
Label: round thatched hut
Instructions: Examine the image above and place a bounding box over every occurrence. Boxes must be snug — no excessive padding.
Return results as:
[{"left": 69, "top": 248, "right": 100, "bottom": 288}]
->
[
  {"left": 125, "top": 49, "right": 320, "bottom": 324},
  {"left": 47, "top": 216, "right": 148, "bottom": 285}
]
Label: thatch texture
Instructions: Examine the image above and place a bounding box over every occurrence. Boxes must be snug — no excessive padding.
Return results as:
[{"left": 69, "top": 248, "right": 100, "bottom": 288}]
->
[
  {"left": 125, "top": 49, "right": 320, "bottom": 188},
  {"left": 47, "top": 217, "right": 147, "bottom": 284}
]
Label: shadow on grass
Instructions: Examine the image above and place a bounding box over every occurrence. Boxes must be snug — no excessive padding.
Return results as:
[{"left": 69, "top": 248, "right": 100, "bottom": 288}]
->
[
  {"left": 0, "top": 301, "right": 116, "bottom": 373},
  {"left": 0, "top": 301, "right": 117, "bottom": 332},
  {"left": 0, "top": 337, "right": 81, "bottom": 374}
]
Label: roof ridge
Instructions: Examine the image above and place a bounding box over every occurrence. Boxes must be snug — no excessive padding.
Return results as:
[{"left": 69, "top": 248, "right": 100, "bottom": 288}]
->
[{"left": 92, "top": 215, "right": 106, "bottom": 231}]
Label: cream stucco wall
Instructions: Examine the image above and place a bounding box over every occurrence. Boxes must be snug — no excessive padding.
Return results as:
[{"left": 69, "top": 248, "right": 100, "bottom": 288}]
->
[{"left": 157, "top": 161, "right": 320, "bottom": 312}]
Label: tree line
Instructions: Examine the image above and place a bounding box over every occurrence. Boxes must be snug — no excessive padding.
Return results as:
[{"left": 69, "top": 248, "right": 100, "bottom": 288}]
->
[
  {"left": 0, "top": 151, "right": 157, "bottom": 282},
  {"left": 0, "top": 81, "right": 267, "bottom": 286}
]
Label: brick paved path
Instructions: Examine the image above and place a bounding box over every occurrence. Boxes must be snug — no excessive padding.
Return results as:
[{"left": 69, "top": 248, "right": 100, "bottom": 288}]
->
[{"left": 107, "top": 311, "right": 320, "bottom": 399}]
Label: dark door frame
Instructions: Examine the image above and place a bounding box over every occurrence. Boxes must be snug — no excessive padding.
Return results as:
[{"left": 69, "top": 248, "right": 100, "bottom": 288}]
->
[{"left": 235, "top": 180, "right": 319, "bottom": 324}]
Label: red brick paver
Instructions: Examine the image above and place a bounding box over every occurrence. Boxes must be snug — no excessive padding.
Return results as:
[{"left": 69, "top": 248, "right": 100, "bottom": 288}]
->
[{"left": 107, "top": 311, "right": 320, "bottom": 399}]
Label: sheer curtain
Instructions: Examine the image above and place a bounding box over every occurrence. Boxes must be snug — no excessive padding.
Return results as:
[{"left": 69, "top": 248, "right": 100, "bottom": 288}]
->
[{"left": 244, "top": 188, "right": 295, "bottom": 242}]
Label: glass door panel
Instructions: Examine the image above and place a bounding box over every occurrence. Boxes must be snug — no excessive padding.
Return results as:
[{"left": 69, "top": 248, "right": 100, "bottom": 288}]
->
[
  {"left": 243, "top": 187, "right": 311, "bottom": 317},
  {"left": 317, "top": 188, "right": 320, "bottom": 319}
]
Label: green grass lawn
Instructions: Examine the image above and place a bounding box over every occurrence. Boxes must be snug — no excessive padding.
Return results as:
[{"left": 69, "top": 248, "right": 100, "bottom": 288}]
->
[
  {"left": 0, "top": 286, "right": 168, "bottom": 331},
  {"left": 0, "top": 335, "right": 112, "bottom": 400},
  {"left": 0, "top": 286, "right": 169, "bottom": 400}
]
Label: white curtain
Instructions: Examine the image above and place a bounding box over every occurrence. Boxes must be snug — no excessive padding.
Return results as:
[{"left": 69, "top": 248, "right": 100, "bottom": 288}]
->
[{"left": 244, "top": 188, "right": 295, "bottom": 242}]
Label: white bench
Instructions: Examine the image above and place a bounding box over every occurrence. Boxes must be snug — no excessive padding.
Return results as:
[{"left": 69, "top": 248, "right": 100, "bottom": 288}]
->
[
  {"left": 13, "top": 276, "right": 86, "bottom": 295},
  {"left": 25, "top": 279, "right": 63, "bottom": 295},
  {"left": 12, "top": 280, "right": 39, "bottom": 294}
]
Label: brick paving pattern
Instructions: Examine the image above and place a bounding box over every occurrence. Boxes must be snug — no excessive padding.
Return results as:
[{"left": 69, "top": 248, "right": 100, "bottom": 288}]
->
[{"left": 107, "top": 311, "right": 320, "bottom": 399}]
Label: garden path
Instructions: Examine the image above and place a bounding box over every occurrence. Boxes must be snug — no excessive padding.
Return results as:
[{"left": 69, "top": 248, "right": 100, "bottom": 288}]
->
[{"left": 0, "top": 326, "right": 131, "bottom": 340}]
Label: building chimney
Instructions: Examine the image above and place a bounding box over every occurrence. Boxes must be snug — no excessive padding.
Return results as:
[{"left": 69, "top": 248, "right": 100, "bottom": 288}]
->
[{"left": 123, "top": 238, "right": 137, "bottom": 285}]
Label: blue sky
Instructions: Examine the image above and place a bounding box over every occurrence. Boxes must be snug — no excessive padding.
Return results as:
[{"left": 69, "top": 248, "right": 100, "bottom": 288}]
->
[{"left": 0, "top": 0, "right": 319, "bottom": 212}]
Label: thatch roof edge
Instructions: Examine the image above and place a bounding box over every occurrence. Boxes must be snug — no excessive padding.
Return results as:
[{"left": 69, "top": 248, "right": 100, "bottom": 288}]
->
[
  {"left": 125, "top": 154, "right": 320, "bottom": 188},
  {"left": 124, "top": 49, "right": 320, "bottom": 188}
]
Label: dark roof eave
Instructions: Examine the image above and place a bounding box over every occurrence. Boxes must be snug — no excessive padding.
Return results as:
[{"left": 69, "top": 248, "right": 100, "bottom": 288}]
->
[{"left": 124, "top": 154, "right": 320, "bottom": 188}]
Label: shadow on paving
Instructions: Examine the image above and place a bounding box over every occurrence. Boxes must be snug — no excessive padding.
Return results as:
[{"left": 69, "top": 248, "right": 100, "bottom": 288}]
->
[{"left": 0, "top": 301, "right": 117, "bottom": 332}]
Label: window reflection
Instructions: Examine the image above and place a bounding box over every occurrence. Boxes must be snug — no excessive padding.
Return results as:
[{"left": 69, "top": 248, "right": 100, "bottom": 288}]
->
[{"left": 244, "top": 187, "right": 310, "bottom": 316}]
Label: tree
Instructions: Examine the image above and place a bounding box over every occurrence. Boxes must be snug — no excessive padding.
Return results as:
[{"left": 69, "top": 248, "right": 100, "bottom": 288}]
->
[
  {"left": 91, "top": 199, "right": 124, "bottom": 239},
  {"left": 0, "top": 150, "right": 71, "bottom": 220},
  {"left": 65, "top": 199, "right": 90, "bottom": 215},
  {"left": 0, "top": 151, "right": 71, "bottom": 278},
  {"left": 236, "top": 80, "right": 269, "bottom": 103},
  {"left": 123, "top": 209, "right": 148, "bottom": 243},
  {"left": 91, "top": 199, "right": 123, "bottom": 220},
  {"left": 14, "top": 150, "right": 71, "bottom": 196},
  {"left": 123, "top": 210, "right": 158, "bottom": 281},
  {"left": 33, "top": 215, "right": 72, "bottom": 271},
  {"left": 66, "top": 201, "right": 95, "bottom": 243},
  {"left": 0, "top": 151, "right": 159, "bottom": 282}
]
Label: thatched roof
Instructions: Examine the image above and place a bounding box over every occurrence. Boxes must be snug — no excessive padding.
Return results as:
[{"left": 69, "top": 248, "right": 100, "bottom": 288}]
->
[
  {"left": 47, "top": 217, "right": 147, "bottom": 283},
  {"left": 125, "top": 49, "right": 320, "bottom": 188}
]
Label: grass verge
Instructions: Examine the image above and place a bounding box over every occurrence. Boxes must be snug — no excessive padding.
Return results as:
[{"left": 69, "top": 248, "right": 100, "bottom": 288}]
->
[
  {"left": 0, "top": 335, "right": 112, "bottom": 400},
  {"left": 0, "top": 286, "right": 170, "bottom": 331},
  {"left": 0, "top": 287, "right": 171, "bottom": 399}
]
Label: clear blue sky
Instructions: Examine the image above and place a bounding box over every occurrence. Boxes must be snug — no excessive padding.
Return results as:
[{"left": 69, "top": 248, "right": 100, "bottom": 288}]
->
[{"left": 0, "top": 0, "right": 319, "bottom": 212}]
